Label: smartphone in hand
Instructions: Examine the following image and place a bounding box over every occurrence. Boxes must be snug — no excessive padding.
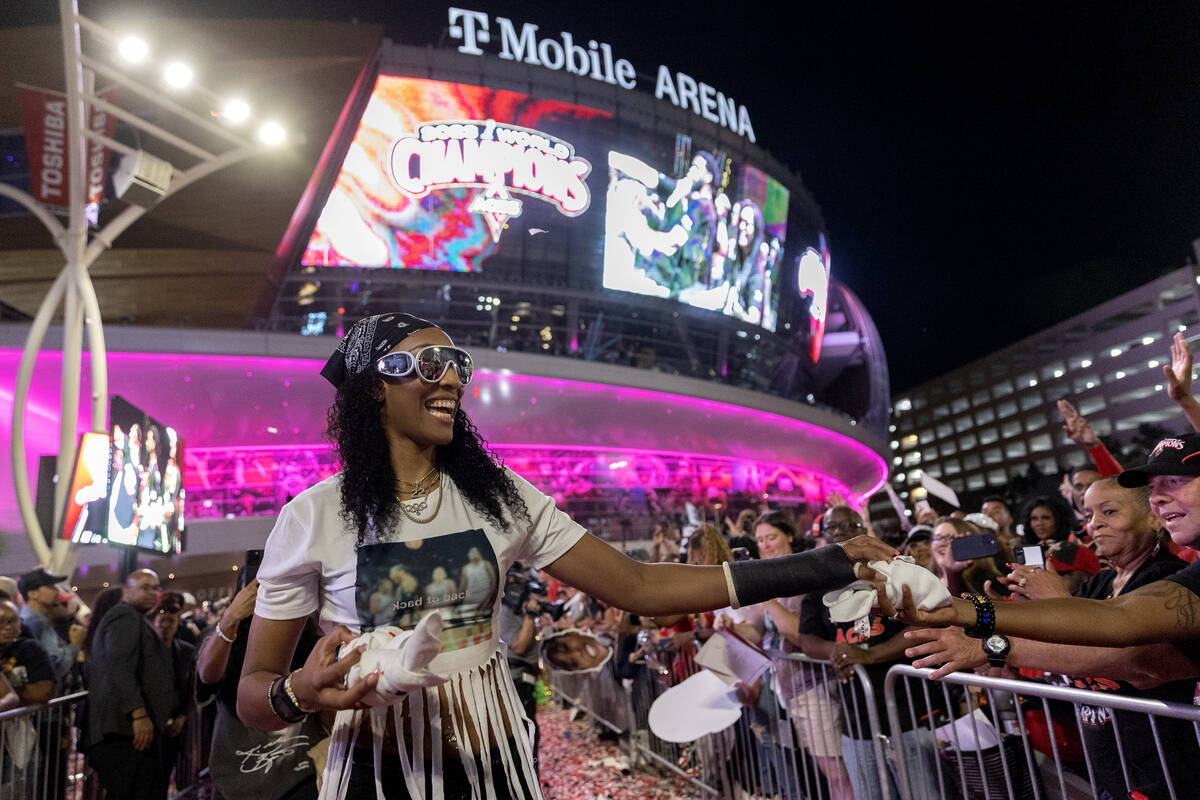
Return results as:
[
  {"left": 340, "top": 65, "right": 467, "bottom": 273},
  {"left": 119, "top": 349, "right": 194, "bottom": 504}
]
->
[
  {"left": 950, "top": 532, "right": 998, "bottom": 562},
  {"left": 1014, "top": 545, "right": 1045, "bottom": 569}
]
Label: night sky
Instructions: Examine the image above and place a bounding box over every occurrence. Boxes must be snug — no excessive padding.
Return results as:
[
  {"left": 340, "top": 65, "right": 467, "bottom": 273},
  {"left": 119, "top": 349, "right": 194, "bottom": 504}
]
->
[{"left": 8, "top": 1, "right": 1200, "bottom": 391}]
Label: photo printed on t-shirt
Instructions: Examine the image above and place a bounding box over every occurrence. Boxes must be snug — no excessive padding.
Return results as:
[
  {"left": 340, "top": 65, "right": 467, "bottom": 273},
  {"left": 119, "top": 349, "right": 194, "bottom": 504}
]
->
[{"left": 356, "top": 530, "right": 500, "bottom": 652}]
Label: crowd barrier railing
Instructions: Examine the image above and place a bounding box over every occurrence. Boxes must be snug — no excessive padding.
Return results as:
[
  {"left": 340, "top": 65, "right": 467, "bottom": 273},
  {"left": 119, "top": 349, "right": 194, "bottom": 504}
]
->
[
  {"left": 884, "top": 664, "right": 1200, "bottom": 800},
  {"left": 0, "top": 691, "right": 212, "bottom": 800},
  {"left": 547, "top": 642, "right": 893, "bottom": 800},
  {"left": 1, "top": 692, "right": 88, "bottom": 800},
  {"left": 551, "top": 643, "right": 1200, "bottom": 800},
  {"left": 23, "top": 651, "right": 1198, "bottom": 800}
]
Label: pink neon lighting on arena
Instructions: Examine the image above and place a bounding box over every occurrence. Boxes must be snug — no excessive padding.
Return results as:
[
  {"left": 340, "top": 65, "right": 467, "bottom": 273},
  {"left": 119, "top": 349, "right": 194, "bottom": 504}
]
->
[{"left": 0, "top": 349, "right": 887, "bottom": 530}]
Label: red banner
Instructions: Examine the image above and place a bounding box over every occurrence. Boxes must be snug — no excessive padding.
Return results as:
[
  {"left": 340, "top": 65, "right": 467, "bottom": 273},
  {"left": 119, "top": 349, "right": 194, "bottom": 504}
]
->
[{"left": 18, "top": 85, "right": 119, "bottom": 211}]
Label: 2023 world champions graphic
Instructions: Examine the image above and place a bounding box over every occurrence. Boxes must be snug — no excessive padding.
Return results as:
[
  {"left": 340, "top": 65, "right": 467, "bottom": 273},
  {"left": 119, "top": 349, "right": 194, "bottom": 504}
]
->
[{"left": 302, "top": 75, "right": 609, "bottom": 271}]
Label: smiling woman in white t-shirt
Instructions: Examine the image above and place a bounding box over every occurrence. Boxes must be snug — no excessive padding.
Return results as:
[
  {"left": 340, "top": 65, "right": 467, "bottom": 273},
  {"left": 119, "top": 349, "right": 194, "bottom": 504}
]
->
[{"left": 236, "top": 312, "right": 895, "bottom": 800}]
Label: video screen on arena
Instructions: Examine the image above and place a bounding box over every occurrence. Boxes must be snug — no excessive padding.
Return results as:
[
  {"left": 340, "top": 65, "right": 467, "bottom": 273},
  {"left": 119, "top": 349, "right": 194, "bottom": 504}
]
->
[
  {"left": 60, "top": 431, "right": 112, "bottom": 544},
  {"left": 301, "top": 75, "right": 609, "bottom": 271},
  {"left": 603, "top": 150, "right": 788, "bottom": 331},
  {"left": 106, "top": 396, "right": 185, "bottom": 554},
  {"left": 299, "top": 74, "right": 794, "bottom": 330}
]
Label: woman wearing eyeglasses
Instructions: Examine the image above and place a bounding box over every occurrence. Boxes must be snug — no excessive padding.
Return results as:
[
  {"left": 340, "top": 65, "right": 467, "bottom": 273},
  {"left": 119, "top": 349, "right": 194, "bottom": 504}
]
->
[{"left": 237, "top": 313, "right": 896, "bottom": 800}]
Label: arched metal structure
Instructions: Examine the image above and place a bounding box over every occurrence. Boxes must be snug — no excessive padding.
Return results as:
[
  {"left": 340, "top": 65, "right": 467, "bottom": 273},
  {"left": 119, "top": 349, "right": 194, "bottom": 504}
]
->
[{"left": 8, "top": 1, "right": 288, "bottom": 572}]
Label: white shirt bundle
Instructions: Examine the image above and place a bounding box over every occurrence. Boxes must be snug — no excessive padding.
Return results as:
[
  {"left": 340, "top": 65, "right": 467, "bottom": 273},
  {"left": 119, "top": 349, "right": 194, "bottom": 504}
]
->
[
  {"left": 337, "top": 612, "right": 446, "bottom": 705},
  {"left": 822, "top": 555, "right": 951, "bottom": 640}
]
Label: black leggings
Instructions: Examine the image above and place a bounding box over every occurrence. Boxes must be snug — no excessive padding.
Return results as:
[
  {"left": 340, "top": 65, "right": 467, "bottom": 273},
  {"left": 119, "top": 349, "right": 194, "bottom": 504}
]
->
[{"left": 346, "top": 741, "right": 535, "bottom": 799}]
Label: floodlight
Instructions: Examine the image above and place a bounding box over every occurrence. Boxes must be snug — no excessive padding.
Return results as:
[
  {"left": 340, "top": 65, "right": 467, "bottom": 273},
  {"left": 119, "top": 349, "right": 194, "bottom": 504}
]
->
[
  {"left": 257, "top": 121, "right": 285, "bottom": 145},
  {"left": 118, "top": 36, "right": 149, "bottom": 63},
  {"left": 223, "top": 98, "right": 250, "bottom": 124},
  {"left": 163, "top": 62, "right": 193, "bottom": 89}
]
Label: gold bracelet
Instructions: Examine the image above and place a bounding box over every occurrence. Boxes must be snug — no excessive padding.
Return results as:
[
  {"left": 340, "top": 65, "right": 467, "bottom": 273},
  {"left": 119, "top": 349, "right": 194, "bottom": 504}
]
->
[{"left": 283, "top": 668, "right": 317, "bottom": 714}]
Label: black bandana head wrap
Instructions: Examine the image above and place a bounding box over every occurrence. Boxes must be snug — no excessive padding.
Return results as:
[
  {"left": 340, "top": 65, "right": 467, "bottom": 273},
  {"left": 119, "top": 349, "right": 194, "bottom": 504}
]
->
[{"left": 320, "top": 312, "right": 441, "bottom": 388}]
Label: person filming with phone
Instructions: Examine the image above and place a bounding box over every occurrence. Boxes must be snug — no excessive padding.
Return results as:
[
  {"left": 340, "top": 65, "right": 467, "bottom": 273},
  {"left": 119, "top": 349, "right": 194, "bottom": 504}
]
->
[{"left": 930, "top": 517, "right": 1004, "bottom": 596}]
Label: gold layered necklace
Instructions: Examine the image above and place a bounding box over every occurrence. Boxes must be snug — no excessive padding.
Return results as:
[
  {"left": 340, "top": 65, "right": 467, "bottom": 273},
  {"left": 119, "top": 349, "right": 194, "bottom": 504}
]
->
[{"left": 398, "top": 465, "right": 443, "bottom": 524}]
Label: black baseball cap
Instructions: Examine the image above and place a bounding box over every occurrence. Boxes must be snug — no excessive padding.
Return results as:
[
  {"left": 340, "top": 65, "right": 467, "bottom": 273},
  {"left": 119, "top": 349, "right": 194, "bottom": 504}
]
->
[
  {"left": 18, "top": 567, "right": 68, "bottom": 598},
  {"left": 1118, "top": 433, "right": 1200, "bottom": 487}
]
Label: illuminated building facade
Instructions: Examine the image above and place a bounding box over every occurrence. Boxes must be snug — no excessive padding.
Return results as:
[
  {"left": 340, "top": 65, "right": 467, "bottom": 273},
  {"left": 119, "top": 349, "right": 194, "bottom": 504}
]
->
[
  {"left": 0, "top": 15, "right": 890, "bottom": 590},
  {"left": 882, "top": 263, "right": 1200, "bottom": 520}
]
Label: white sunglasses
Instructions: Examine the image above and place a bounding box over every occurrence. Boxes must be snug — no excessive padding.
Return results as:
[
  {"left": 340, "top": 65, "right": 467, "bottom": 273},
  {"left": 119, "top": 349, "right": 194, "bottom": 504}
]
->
[{"left": 375, "top": 345, "right": 474, "bottom": 385}]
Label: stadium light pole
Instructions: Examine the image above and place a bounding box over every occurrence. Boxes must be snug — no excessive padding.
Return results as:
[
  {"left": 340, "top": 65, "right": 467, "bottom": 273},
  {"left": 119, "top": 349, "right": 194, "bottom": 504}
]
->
[{"left": 5, "top": 0, "right": 292, "bottom": 574}]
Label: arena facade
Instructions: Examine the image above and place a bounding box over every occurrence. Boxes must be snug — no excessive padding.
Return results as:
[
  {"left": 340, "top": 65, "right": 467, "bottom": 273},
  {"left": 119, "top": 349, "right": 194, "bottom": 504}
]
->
[{"left": 0, "top": 11, "right": 889, "bottom": 597}]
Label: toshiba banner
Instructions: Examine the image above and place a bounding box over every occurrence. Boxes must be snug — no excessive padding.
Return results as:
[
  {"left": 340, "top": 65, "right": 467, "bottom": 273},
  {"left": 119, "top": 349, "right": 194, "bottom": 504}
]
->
[{"left": 18, "top": 85, "right": 118, "bottom": 212}]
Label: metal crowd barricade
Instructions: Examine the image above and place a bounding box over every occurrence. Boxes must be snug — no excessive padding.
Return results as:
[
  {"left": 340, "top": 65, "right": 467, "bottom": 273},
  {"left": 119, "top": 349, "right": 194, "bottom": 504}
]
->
[
  {"left": 885, "top": 665, "right": 1200, "bottom": 800},
  {"left": 546, "top": 642, "right": 897, "bottom": 800},
  {"left": 547, "top": 658, "right": 636, "bottom": 738},
  {"left": 0, "top": 691, "right": 87, "bottom": 800},
  {"left": 623, "top": 639, "right": 715, "bottom": 791},
  {"left": 758, "top": 652, "right": 893, "bottom": 800},
  {"left": 0, "top": 691, "right": 213, "bottom": 800}
]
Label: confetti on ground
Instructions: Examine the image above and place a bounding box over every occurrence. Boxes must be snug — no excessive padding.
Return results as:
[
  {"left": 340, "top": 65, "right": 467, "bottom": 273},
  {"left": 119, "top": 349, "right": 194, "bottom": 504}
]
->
[{"left": 537, "top": 702, "right": 699, "bottom": 799}]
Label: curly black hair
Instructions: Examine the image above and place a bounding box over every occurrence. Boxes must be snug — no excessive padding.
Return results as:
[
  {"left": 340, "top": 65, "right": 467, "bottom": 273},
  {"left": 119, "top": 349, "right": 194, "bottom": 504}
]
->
[
  {"left": 1019, "top": 495, "right": 1074, "bottom": 545},
  {"left": 326, "top": 367, "right": 529, "bottom": 545}
]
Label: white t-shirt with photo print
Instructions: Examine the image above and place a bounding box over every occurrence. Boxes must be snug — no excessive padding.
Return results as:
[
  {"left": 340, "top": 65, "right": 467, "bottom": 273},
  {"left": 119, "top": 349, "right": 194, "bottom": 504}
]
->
[{"left": 255, "top": 467, "right": 586, "bottom": 799}]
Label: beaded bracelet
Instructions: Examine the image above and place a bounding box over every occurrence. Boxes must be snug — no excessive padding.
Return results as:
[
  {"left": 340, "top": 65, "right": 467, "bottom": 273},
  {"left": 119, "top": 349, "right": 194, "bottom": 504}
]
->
[
  {"left": 267, "top": 674, "right": 304, "bottom": 724},
  {"left": 961, "top": 593, "right": 996, "bottom": 639},
  {"left": 284, "top": 668, "right": 318, "bottom": 714}
]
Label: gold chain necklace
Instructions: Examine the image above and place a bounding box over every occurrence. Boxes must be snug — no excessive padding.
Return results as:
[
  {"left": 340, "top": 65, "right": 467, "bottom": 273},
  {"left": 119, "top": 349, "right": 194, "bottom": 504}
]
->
[
  {"left": 399, "top": 472, "right": 443, "bottom": 524},
  {"left": 397, "top": 464, "right": 438, "bottom": 494}
]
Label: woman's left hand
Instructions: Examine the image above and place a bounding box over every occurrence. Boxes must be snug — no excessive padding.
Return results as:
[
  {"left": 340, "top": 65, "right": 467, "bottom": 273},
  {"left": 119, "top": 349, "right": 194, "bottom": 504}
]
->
[
  {"left": 997, "top": 563, "right": 1069, "bottom": 601},
  {"left": 290, "top": 626, "right": 380, "bottom": 711}
]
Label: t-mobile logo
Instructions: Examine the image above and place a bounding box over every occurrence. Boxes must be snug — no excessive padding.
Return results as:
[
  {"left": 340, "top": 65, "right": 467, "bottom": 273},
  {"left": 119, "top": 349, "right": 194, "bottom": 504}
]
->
[{"left": 447, "top": 8, "right": 490, "bottom": 55}]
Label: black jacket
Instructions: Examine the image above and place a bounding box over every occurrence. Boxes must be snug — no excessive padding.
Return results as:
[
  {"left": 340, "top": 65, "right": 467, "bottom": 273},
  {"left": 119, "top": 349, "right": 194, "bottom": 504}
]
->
[
  {"left": 84, "top": 602, "right": 178, "bottom": 747},
  {"left": 168, "top": 638, "right": 196, "bottom": 721}
]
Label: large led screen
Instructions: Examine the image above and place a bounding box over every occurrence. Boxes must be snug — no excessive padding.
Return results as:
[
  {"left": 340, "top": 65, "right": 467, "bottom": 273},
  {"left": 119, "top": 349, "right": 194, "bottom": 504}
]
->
[
  {"left": 603, "top": 151, "right": 788, "bottom": 331},
  {"left": 106, "top": 396, "right": 185, "bottom": 554},
  {"left": 300, "top": 75, "right": 793, "bottom": 330},
  {"left": 301, "top": 76, "right": 609, "bottom": 271}
]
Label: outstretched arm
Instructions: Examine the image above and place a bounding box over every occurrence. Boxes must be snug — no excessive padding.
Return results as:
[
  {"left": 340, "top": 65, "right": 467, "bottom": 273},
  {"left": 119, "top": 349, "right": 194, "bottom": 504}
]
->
[
  {"left": 545, "top": 533, "right": 893, "bottom": 618},
  {"left": 1057, "top": 399, "right": 1122, "bottom": 475},
  {"left": 904, "top": 625, "right": 1200, "bottom": 687},
  {"left": 885, "top": 578, "right": 1200, "bottom": 647}
]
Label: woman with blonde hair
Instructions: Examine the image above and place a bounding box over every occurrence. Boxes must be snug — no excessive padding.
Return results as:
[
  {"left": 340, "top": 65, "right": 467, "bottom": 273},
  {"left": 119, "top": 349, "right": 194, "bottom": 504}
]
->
[
  {"left": 930, "top": 516, "right": 1004, "bottom": 596},
  {"left": 687, "top": 524, "right": 735, "bottom": 566}
]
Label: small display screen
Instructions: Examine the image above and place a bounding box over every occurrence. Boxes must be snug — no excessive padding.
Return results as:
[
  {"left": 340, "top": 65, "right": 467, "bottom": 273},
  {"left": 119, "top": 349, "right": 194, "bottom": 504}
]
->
[
  {"left": 60, "top": 431, "right": 112, "bottom": 545},
  {"left": 106, "top": 396, "right": 185, "bottom": 554}
]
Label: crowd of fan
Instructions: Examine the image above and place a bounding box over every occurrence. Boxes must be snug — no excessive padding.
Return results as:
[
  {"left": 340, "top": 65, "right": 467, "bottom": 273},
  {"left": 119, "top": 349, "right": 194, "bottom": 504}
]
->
[
  {"left": 523, "top": 332, "right": 1200, "bottom": 799},
  {"left": 0, "top": 566, "right": 263, "bottom": 798}
]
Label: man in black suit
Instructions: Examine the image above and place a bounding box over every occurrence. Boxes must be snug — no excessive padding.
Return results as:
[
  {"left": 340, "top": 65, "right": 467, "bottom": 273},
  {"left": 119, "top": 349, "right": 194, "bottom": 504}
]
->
[{"left": 84, "top": 569, "right": 179, "bottom": 800}]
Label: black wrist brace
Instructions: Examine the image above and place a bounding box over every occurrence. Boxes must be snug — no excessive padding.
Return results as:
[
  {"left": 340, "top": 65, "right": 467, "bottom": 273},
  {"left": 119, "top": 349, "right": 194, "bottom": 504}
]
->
[{"left": 727, "top": 545, "right": 857, "bottom": 607}]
